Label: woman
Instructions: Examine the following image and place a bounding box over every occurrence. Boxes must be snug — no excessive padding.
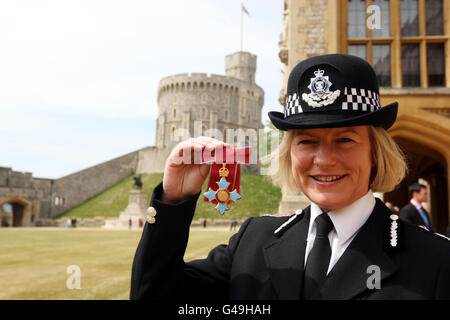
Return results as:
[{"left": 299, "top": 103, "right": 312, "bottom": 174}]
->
[{"left": 130, "top": 54, "right": 450, "bottom": 300}]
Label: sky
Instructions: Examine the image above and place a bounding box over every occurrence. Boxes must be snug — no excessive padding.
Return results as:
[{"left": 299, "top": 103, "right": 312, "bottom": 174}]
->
[{"left": 0, "top": 0, "right": 284, "bottom": 179}]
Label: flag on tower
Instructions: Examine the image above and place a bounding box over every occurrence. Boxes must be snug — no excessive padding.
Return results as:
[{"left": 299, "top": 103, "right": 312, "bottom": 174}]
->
[{"left": 242, "top": 3, "right": 250, "bottom": 16}]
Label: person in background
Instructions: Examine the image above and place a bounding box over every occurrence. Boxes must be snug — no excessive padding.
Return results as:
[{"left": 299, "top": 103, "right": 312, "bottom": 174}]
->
[{"left": 399, "top": 183, "right": 433, "bottom": 232}]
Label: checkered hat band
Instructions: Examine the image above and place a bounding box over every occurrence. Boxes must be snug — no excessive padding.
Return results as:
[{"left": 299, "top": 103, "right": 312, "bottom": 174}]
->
[
  {"left": 284, "top": 87, "right": 381, "bottom": 117},
  {"left": 284, "top": 93, "right": 302, "bottom": 117},
  {"left": 342, "top": 87, "right": 381, "bottom": 112}
]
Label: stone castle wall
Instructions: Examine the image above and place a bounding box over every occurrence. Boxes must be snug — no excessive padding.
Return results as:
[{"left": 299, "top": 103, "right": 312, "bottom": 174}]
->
[
  {"left": 1, "top": 147, "right": 147, "bottom": 223},
  {"left": 135, "top": 146, "right": 170, "bottom": 174},
  {"left": 156, "top": 72, "right": 264, "bottom": 150},
  {"left": 154, "top": 52, "right": 264, "bottom": 155},
  {"left": 31, "top": 178, "right": 53, "bottom": 219},
  {"left": 0, "top": 167, "right": 50, "bottom": 225},
  {"left": 50, "top": 150, "right": 140, "bottom": 218}
]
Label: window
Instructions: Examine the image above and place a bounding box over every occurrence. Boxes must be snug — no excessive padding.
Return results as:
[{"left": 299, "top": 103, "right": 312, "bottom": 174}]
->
[
  {"left": 201, "top": 93, "right": 207, "bottom": 104},
  {"left": 344, "top": 0, "right": 447, "bottom": 88},
  {"left": 426, "top": 0, "right": 443, "bottom": 35},
  {"left": 402, "top": 43, "right": 420, "bottom": 86},
  {"left": 348, "top": 44, "right": 367, "bottom": 59},
  {"left": 373, "top": 44, "right": 391, "bottom": 86},
  {"left": 225, "top": 95, "right": 230, "bottom": 107},
  {"left": 348, "top": 0, "right": 367, "bottom": 38},
  {"left": 400, "top": 0, "right": 418, "bottom": 36},
  {"left": 346, "top": 0, "right": 392, "bottom": 86},
  {"left": 427, "top": 43, "right": 445, "bottom": 86}
]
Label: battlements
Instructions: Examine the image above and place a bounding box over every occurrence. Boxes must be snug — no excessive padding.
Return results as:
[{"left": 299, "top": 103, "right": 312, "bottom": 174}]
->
[
  {"left": 0, "top": 167, "right": 34, "bottom": 188},
  {"left": 158, "top": 72, "right": 243, "bottom": 93}
]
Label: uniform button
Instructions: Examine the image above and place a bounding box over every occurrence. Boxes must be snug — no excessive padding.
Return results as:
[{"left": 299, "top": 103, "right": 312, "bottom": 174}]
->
[{"left": 146, "top": 206, "right": 157, "bottom": 224}]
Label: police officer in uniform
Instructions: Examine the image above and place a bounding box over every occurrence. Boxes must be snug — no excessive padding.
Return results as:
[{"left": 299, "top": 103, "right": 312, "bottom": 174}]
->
[{"left": 130, "top": 54, "right": 450, "bottom": 300}]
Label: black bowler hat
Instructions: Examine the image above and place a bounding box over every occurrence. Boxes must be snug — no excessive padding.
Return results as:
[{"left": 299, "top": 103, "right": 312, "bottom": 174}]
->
[{"left": 268, "top": 54, "right": 397, "bottom": 130}]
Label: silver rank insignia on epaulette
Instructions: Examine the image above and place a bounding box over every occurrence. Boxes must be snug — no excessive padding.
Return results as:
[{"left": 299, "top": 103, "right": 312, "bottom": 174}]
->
[
  {"left": 389, "top": 214, "right": 399, "bottom": 248},
  {"left": 274, "top": 209, "right": 303, "bottom": 238}
]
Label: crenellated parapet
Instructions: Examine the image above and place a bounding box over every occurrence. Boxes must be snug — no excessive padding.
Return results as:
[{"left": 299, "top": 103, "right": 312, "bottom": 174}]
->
[{"left": 155, "top": 52, "right": 264, "bottom": 150}]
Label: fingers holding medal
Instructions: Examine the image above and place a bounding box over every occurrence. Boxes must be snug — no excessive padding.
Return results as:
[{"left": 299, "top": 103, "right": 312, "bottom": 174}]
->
[{"left": 162, "top": 137, "right": 230, "bottom": 204}]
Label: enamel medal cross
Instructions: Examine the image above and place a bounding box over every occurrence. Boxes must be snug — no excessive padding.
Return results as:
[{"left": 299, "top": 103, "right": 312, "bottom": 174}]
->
[
  {"left": 202, "top": 146, "right": 250, "bottom": 215},
  {"left": 204, "top": 163, "right": 241, "bottom": 215}
]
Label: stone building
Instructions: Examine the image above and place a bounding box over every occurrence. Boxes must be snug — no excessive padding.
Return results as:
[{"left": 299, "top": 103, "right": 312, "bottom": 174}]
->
[
  {"left": 278, "top": 0, "right": 450, "bottom": 233},
  {"left": 0, "top": 51, "right": 264, "bottom": 226},
  {"left": 0, "top": 167, "right": 49, "bottom": 227},
  {"left": 159, "top": 52, "right": 263, "bottom": 146},
  {"left": 0, "top": 150, "right": 140, "bottom": 226},
  {"left": 137, "top": 51, "right": 264, "bottom": 174}
]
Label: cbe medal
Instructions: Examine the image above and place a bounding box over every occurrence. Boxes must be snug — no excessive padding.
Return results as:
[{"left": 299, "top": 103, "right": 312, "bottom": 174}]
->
[{"left": 203, "top": 147, "right": 250, "bottom": 215}]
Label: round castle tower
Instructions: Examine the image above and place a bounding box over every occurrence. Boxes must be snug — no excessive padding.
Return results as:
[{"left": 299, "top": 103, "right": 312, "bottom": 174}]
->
[{"left": 155, "top": 52, "right": 264, "bottom": 149}]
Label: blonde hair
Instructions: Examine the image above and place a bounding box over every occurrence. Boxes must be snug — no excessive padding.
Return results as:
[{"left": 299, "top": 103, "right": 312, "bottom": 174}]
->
[
  {"left": 269, "top": 126, "right": 407, "bottom": 194},
  {"left": 367, "top": 126, "right": 408, "bottom": 192}
]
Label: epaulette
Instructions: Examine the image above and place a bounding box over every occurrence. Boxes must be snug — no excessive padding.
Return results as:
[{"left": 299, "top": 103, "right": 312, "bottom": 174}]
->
[
  {"left": 415, "top": 225, "right": 450, "bottom": 242},
  {"left": 273, "top": 209, "right": 304, "bottom": 238},
  {"left": 434, "top": 232, "right": 450, "bottom": 241}
]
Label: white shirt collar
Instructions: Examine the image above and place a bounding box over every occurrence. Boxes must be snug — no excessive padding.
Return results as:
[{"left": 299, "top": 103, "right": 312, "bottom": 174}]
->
[
  {"left": 309, "top": 190, "right": 376, "bottom": 245},
  {"left": 410, "top": 199, "right": 422, "bottom": 210}
]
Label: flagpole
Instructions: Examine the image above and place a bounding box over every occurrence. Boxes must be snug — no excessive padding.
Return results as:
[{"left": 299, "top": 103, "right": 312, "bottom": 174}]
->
[{"left": 240, "top": 4, "right": 244, "bottom": 51}]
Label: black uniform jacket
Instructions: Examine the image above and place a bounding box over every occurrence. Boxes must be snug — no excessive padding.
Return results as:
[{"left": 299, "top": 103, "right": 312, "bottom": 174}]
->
[
  {"left": 130, "top": 183, "right": 450, "bottom": 300},
  {"left": 400, "top": 203, "right": 433, "bottom": 232}
]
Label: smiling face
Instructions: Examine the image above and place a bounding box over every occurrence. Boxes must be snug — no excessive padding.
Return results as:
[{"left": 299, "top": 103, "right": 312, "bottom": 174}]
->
[{"left": 290, "top": 126, "right": 374, "bottom": 212}]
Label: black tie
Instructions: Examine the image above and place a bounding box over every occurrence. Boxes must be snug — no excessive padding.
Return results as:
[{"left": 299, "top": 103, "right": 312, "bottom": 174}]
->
[{"left": 304, "top": 213, "right": 334, "bottom": 299}]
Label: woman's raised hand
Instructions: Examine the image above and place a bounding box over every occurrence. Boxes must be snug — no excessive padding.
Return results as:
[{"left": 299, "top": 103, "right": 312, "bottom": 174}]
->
[{"left": 161, "top": 137, "right": 229, "bottom": 204}]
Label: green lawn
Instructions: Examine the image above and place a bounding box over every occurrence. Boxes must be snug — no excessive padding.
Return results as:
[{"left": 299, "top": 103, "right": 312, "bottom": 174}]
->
[
  {"left": 0, "top": 227, "right": 236, "bottom": 300},
  {"left": 58, "top": 173, "right": 281, "bottom": 221},
  {"left": 57, "top": 173, "right": 165, "bottom": 219}
]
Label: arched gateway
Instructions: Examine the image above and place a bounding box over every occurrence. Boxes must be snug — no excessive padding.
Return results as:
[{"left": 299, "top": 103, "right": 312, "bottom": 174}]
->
[
  {"left": 0, "top": 197, "right": 32, "bottom": 227},
  {"left": 385, "top": 116, "right": 450, "bottom": 234}
]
